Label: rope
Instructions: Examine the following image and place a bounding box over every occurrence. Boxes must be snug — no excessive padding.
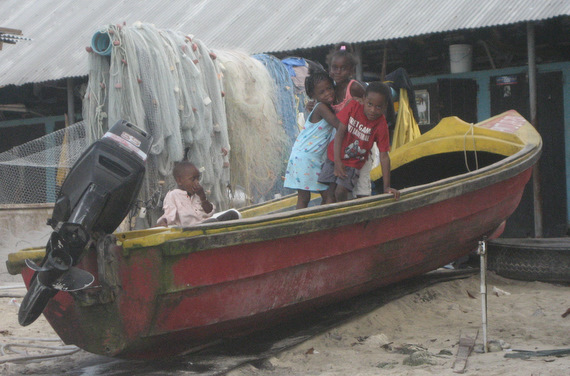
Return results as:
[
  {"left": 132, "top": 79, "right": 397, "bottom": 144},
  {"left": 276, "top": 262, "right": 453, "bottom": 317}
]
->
[
  {"left": 0, "top": 338, "right": 80, "bottom": 364},
  {"left": 463, "top": 123, "right": 479, "bottom": 172},
  {"left": 0, "top": 284, "right": 26, "bottom": 290}
]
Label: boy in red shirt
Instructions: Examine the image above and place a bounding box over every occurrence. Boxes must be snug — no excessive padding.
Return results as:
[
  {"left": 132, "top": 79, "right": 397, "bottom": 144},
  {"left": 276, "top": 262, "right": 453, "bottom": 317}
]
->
[{"left": 318, "top": 81, "right": 401, "bottom": 203}]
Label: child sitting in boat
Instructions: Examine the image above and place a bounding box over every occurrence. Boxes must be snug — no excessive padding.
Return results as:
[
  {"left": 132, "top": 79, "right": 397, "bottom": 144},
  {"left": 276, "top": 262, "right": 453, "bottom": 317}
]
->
[
  {"left": 318, "top": 81, "right": 401, "bottom": 203},
  {"left": 283, "top": 68, "right": 345, "bottom": 209},
  {"left": 156, "top": 161, "right": 215, "bottom": 226}
]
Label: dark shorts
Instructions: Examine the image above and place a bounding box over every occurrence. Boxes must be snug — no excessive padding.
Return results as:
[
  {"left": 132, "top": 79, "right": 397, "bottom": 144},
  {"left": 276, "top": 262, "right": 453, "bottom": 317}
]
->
[{"left": 317, "top": 159, "right": 360, "bottom": 192}]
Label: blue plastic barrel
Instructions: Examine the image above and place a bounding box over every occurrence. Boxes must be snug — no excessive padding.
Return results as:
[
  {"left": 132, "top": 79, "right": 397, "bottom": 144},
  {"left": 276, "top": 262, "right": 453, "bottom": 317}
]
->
[{"left": 91, "top": 31, "right": 112, "bottom": 56}]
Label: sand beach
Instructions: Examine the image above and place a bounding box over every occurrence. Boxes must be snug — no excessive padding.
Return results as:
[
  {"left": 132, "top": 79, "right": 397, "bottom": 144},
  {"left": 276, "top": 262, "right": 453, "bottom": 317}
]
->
[{"left": 1, "top": 270, "right": 569, "bottom": 375}]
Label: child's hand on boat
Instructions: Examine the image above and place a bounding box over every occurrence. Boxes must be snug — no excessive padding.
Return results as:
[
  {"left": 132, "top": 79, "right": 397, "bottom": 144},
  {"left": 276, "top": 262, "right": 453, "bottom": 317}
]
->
[{"left": 385, "top": 187, "right": 400, "bottom": 200}]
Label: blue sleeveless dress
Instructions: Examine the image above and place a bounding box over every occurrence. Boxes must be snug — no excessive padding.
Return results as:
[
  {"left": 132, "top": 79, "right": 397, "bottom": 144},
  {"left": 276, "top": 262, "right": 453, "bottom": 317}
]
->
[{"left": 284, "top": 104, "right": 334, "bottom": 191}]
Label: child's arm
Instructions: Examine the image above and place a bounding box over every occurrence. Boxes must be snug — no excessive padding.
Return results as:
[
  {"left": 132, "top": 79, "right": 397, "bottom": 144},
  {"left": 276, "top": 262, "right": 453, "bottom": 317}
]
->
[
  {"left": 314, "top": 103, "right": 344, "bottom": 130},
  {"left": 333, "top": 122, "right": 347, "bottom": 178},
  {"left": 313, "top": 102, "right": 348, "bottom": 177},
  {"left": 349, "top": 80, "right": 366, "bottom": 102},
  {"left": 328, "top": 102, "right": 357, "bottom": 179},
  {"left": 195, "top": 184, "right": 214, "bottom": 214},
  {"left": 379, "top": 151, "right": 400, "bottom": 200},
  {"left": 156, "top": 191, "right": 176, "bottom": 226},
  {"left": 306, "top": 99, "right": 316, "bottom": 113}
]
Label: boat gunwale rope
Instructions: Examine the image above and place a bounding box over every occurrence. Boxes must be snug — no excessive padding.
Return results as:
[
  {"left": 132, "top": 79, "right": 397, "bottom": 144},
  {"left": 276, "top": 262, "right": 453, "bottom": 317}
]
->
[{"left": 463, "top": 123, "right": 479, "bottom": 172}]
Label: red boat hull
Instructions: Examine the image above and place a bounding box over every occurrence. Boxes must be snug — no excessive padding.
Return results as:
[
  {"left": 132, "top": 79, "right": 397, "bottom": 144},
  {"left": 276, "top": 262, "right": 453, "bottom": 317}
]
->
[{"left": 21, "top": 165, "right": 532, "bottom": 358}]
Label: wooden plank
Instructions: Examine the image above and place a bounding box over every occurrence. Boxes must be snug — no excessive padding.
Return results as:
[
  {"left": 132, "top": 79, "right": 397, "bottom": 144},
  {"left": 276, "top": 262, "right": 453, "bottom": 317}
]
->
[
  {"left": 452, "top": 329, "right": 479, "bottom": 373},
  {"left": 0, "top": 104, "right": 27, "bottom": 112},
  {"left": 0, "top": 27, "right": 22, "bottom": 35}
]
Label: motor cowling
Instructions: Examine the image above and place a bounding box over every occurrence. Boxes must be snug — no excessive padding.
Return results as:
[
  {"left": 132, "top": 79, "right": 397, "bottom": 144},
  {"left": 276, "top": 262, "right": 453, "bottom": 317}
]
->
[{"left": 51, "top": 120, "right": 152, "bottom": 232}]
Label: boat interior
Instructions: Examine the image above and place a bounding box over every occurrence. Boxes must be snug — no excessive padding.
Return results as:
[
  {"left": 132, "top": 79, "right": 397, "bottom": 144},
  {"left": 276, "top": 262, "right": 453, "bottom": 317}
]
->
[{"left": 376, "top": 150, "right": 506, "bottom": 192}]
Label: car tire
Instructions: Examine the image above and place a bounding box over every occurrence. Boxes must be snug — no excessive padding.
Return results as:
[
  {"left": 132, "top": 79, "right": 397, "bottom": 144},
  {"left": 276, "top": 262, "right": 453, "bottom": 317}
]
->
[{"left": 487, "top": 238, "right": 570, "bottom": 283}]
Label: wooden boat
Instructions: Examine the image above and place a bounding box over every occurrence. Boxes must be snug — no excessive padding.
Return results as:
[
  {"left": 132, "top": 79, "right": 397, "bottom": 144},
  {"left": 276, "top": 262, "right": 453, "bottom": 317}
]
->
[{"left": 6, "top": 110, "right": 541, "bottom": 359}]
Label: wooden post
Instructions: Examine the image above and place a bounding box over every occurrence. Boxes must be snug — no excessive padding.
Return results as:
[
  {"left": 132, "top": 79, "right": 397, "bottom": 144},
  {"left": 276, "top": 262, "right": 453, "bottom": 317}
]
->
[
  {"left": 66, "top": 77, "right": 75, "bottom": 124},
  {"left": 381, "top": 43, "right": 388, "bottom": 81},
  {"left": 527, "top": 22, "right": 543, "bottom": 237},
  {"left": 354, "top": 44, "right": 363, "bottom": 82}
]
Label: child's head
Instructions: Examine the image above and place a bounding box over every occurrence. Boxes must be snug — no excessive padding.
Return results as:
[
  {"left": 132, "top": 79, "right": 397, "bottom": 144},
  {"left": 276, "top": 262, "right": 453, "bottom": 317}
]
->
[
  {"left": 363, "top": 82, "right": 391, "bottom": 121},
  {"left": 305, "top": 68, "right": 335, "bottom": 105},
  {"left": 327, "top": 43, "right": 358, "bottom": 85},
  {"left": 173, "top": 161, "right": 201, "bottom": 194}
]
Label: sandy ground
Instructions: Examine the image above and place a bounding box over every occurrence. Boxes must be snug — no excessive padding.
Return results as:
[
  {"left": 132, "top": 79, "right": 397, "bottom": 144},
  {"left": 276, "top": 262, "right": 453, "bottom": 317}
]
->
[
  {"left": 0, "top": 224, "right": 52, "bottom": 283},
  {"left": 1, "top": 271, "right": 569, "bottom": 376},
  {"left": 225, "top": 272, "right": 570, "bottom": 376}
]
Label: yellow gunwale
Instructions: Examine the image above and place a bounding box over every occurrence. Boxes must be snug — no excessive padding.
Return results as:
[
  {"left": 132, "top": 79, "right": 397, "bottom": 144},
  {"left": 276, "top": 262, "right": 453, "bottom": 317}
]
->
[{"left": 372, "top": 110, "right": 540, "bottom": 180}]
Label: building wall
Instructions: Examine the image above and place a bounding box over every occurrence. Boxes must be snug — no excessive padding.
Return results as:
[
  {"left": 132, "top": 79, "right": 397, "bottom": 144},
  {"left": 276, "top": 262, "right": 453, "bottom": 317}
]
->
[
  {"left": 0, "top": 115, "right": 67, "bottom": 153},
  {"left": 411, "top": 61, "right": 570, "bottom": 232},
  {"left": 0, "top": 204, "right": 53, "bottom": 282}
]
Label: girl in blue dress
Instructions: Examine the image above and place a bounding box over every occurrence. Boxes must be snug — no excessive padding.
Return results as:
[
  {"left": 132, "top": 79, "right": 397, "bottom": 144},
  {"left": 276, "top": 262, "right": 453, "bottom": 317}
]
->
[{"left": 284, "top": 69, "right": 344, "bottom": 208}]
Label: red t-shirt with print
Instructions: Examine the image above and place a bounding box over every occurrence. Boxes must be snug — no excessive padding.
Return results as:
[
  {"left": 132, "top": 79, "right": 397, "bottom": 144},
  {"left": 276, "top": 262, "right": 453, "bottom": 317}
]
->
[{"left": 326, "top": 100, "right": 390, "bottom": 169}]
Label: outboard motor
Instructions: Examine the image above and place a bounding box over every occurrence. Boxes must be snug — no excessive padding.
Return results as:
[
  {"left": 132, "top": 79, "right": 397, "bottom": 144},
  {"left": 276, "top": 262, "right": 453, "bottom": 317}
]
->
[{"left": 19, "top": 120, "right": 152, "bottom": 326}]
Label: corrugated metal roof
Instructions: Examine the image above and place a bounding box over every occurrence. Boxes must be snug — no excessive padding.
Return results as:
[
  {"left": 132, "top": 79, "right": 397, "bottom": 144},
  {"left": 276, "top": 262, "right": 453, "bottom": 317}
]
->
[{"left": 1, "top": 0, "right": 570, "bottom": 86}]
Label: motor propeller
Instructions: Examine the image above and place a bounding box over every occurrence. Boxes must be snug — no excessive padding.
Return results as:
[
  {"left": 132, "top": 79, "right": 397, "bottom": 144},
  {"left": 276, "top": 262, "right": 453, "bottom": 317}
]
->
[
  {"left": 24, "top": 224, "right": 95, "bottom": 292},
  {"left": 18, "top": 223, "right": 94, "bottom": 326}
]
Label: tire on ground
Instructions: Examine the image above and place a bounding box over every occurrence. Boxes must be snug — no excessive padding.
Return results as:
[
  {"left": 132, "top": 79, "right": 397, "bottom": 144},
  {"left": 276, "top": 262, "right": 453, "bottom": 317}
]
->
[{"left": 487, "top": 239, "right": 570, "bottom": 283}]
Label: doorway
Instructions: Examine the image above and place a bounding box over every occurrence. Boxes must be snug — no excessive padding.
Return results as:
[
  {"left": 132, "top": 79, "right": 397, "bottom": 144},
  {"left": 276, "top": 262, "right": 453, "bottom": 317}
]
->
[{"left": 490, "top": 71, "right": 567, "bottom": 237}]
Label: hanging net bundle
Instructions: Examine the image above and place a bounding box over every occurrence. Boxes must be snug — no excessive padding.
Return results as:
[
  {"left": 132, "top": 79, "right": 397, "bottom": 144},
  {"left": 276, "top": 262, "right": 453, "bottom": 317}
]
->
[
  {"left": 252, "top": 54, "right": 299, "bottom": 145},
  {"left": 0, "top": 22, "right": 295, "bottom": 219},
  {"left": 216, "top": 50, "right": 288, "bottom": 202},
  {"left": 84, "top": 22, "right": 231, "bottom": 213},
  {"left": 251, "top": 53, "right": 300, "bottom": 198}
]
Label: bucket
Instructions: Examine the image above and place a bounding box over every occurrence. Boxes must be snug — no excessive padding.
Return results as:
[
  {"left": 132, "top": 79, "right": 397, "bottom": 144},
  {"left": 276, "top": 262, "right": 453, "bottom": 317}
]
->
[
  {"left": 449, "top": 44, "right": 472, "bottom": 73},
  {"left": 91, "top": 31, "right": 112, "bottom": 56}
]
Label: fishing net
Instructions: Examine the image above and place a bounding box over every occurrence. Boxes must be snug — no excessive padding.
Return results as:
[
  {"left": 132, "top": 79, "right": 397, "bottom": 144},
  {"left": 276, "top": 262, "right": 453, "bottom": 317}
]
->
[
  {"left": 252, "top": 54, "right": 299, "bottom": 145},
  {"left": 0, "top": 121, "right": 88, "bottom": 204},
  {"left": 83, "top": 22, "right": 231, "bottom": 216},
  {"left": 281, "top": 57, "right": 314, "bottom": 123},
  {"left": 0, "top": 22, "right": 294, "bottom": 218},
  {"left": 252, "top": 53, "right": 300, "bottom": 198},
  {"left": 217, "top": 50, "right": 289, "bottom": 202}
]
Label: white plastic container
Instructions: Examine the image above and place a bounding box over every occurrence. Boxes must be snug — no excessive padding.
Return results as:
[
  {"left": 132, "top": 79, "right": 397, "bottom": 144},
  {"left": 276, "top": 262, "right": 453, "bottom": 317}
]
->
[{"left": 449, "top": 44, "right": 472, "bottom": 73}]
